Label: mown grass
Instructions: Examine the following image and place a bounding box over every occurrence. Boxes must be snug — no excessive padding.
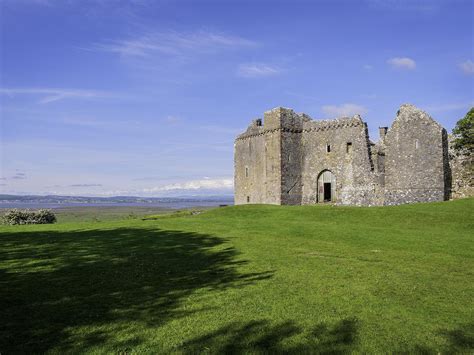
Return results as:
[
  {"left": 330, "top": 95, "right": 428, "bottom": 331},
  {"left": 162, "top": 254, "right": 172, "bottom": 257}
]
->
[
  {"left": 0, "top": 206, "right": 175, "bottom": 224},
  {"left": 0, "top": 199, "right": 473, "bottom": 353}
]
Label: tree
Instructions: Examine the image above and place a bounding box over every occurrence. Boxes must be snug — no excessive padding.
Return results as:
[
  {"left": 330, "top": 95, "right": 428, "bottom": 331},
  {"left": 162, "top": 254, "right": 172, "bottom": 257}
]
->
[{"left": 452, "top": 107, "right": 474, "bottom": 155}]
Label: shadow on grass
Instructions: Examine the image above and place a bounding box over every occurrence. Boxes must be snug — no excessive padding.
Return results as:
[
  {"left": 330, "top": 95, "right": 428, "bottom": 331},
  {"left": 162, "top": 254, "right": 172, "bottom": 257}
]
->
[
  {"left": 0, "top": 227, "right": 273, "bottom": 353},
  {"left": 180, "top": 317, "right": 359, "bottom": 353},
  {"left": 438, "top": 322, "right": 474, "bottom": 353},
  {"left": 396, "top": 322, "right": 474, "bottom": 354}
]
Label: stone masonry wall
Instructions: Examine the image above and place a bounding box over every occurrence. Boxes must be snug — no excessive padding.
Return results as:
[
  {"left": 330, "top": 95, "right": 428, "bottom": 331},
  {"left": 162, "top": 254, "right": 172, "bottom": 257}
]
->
[
  {"left": 279, "top": 109, "right": 304, "bottom": 205},
  {"left": 234, "top": 120, "right": 266, "bottom": 205},
  {"left": 449, "top": 138, "right": 474, "bottom": 199},
  {"left": 301, "top": 116, "right": 380, "bottom": 206},
  {"left": 235, "top": 104, "right": 453, "bottom": 206},
  {"left": 384, "top": 104, "right": 447, "bottom": 205}
]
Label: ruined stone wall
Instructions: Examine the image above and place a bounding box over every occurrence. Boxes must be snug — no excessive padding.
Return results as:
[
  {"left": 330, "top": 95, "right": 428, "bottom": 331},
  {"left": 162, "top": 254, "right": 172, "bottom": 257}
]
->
[
  {"left": 235, "top": 104, "right": 452, "bottom": 207},
  {"left": 449, "top": 140, "right": 474, "bottom": 199},
  {"left": 384, "top": 104, "right": 447, "bottom": 205},
  {"left": 300, "top": 116, "right": 380, "bottom": 206}
]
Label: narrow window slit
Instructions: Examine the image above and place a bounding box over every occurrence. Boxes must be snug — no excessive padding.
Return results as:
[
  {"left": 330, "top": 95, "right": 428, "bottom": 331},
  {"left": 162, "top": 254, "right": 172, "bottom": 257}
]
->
[{"left": 346, "top": 142, "right": 353, "bottom": 153}]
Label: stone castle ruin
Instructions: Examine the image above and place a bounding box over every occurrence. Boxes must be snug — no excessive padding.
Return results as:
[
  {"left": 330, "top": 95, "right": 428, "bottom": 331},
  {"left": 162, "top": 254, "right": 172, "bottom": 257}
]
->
[{"left": 234, "top": 104, "right": 454, "bottom": 206}]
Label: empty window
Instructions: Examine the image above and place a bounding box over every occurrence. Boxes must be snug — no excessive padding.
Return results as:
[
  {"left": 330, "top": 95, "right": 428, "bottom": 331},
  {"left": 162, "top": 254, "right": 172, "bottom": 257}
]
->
[
  {"left": 245, "top": 167, "right": 249, "bottom": 177},
  {"left": 415, "top": 139, "right": 420, "bottom": 149},
  {"left": 247, "top": 196, "right": 250, "bottom": 203},
  {"left": 326, "top": 145, "right": 331, "bottom": 153},
  {"left": 346, "top": 142, "right": 353, "bottom": 153}
]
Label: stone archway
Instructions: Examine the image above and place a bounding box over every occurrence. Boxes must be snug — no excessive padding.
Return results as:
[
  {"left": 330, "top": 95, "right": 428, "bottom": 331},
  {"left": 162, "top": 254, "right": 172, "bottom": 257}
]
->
[{"left": 317, "top": 170, "right": 336, "bottom": 203}]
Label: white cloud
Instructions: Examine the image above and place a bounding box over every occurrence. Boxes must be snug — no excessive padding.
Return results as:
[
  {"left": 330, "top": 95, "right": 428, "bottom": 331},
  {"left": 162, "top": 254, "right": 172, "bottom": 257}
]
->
[
  {"left": 0, "top": 87, "right": 120, "bottom": 104},
  {"left": 458, "top": 60, "right": 474, "bottom": 75},
  {"left": 143, "top": 178, "right": 233, "bottom": 193},
  {"left": 321, "top": 103, "right": 368, "bottom": 117},
  {"left": 363, "top": 64, "right": 373, "bottom": 70},
  {"left": 93, "top": 30, "right": 257, "bottom": 58},
  {"left": 237, "top": 63, "right": 281, "bottom": 78},
  {"left": 387, "top": 57, "right": 416, "bottom": 70}
]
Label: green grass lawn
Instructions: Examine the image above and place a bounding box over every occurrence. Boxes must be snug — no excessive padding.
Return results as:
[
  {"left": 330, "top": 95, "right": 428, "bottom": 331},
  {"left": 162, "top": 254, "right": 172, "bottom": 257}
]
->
[
  {"left": 0, "top": 206, "right": 180, "bottom": 224},
  {"left": 1, "top": 199, "right": 473, "bottom": 353}
]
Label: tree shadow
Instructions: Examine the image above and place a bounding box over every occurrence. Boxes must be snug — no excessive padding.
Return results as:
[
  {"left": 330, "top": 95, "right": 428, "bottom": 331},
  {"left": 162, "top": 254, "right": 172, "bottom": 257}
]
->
[
  {"left": 180, "top": 317, "right": 360, "bottom": 354},
  {"left": 395, "top": 322, "right": 474, "bottom": 354},
  {"left": 439, "top": 322, "right": 474, "bottom": 353},
  {"left": 0, "top": 227, "right": 273, "bottom": 353}
]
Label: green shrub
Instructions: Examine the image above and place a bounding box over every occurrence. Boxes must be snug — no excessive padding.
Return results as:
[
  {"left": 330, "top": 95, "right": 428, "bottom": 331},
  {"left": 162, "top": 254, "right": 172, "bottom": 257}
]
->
[{"left": 2, "top": 208, "right": 57, "bottom": 225}]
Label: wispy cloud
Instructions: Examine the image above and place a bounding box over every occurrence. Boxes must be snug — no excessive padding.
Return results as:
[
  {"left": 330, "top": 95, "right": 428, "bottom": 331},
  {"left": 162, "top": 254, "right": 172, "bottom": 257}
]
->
[
  {"left": 363, "top": 64, "right": 373, "bottom": 70},
  {"left": 366, "top": 0, "right": 440, "bottom": 13},
  {"left": 237, "top": 63, "right": 281, "bottom": 78},
  {"left": 60, "top": 117, "right": 115, "bottom": 127},
  {"left": 387, "top": 57, "right": 416, "bottom": 70},
  {"left": 0, "top": 87, "right": 121, "bottom": 104},
  {"left": 458, "top": 60, "right": 474, "bottom": 75},
  {"left": 92, "top": 30, "right": 257, "bottom": 58},
  {"left": 361, "top": 93, "right": 377, "bottom": 99},
  {"left": 199, "top": 125, "right": 243, "bottom": 135},
  {"left": 163, "top": 115, "right": 182, "bottom": 124},
  {"left": 11, "top": 173, "right": 27, "bottom": 180},
  {"left": 2, "top": 0, "right": 53, "bottom": 5},
  {"left": 321, "top": 103, "right": 368, "bottom": 117},
  {"left": 69, "top": 184, "right": 103, "bottom": 187}
]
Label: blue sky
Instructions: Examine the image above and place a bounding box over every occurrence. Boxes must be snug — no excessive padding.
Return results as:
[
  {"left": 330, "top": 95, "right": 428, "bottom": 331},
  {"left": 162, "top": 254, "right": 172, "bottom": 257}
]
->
[{"left": 1, "top": 0, "right": 473, "bottom": 197}]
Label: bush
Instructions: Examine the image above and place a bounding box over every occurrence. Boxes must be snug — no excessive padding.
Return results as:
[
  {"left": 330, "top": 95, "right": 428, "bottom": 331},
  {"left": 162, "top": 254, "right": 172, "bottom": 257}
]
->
[
  {"left": 2, "top": 208, "right": 57, "bottom": 225},
  {"left": 452, "top": 107, "right": 474, "bottom": 156}
]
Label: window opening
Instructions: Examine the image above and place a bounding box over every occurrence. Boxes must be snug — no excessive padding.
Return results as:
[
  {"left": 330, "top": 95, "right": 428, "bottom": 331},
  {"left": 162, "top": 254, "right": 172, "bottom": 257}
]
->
[{"left": 346, "top": 142, "right": 353, "bottom": 153}]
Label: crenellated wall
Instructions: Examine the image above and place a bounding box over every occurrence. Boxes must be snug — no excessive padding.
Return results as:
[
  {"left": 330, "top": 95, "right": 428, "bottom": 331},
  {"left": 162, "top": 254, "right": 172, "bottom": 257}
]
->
[
  {"left": 300, "top": 116, "right": 381, "bottom": 206},
  {"left": 234, "top": 104, "right": 452, "bottom": 206}
]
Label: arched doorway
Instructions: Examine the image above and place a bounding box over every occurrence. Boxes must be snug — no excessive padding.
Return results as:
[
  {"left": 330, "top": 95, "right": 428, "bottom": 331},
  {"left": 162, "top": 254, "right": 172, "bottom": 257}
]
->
[{"left": 317, "top": 170, "right": 336, "bottom": 203}]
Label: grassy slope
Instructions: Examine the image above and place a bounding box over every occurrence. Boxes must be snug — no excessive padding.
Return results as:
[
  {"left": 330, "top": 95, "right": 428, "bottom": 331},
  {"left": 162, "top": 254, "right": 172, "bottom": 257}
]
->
[
  {"left": 0, "top": 199, "right": 473, "bottom": 353},
  {"left": 38, "top": 206, "right": 175, "bottom": 223}
]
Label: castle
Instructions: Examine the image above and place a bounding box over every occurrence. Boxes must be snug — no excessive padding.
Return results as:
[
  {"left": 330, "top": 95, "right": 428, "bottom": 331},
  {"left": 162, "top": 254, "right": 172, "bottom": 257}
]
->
[{"left": 234, "top": 104, "right": 452, "bottom": 206}]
